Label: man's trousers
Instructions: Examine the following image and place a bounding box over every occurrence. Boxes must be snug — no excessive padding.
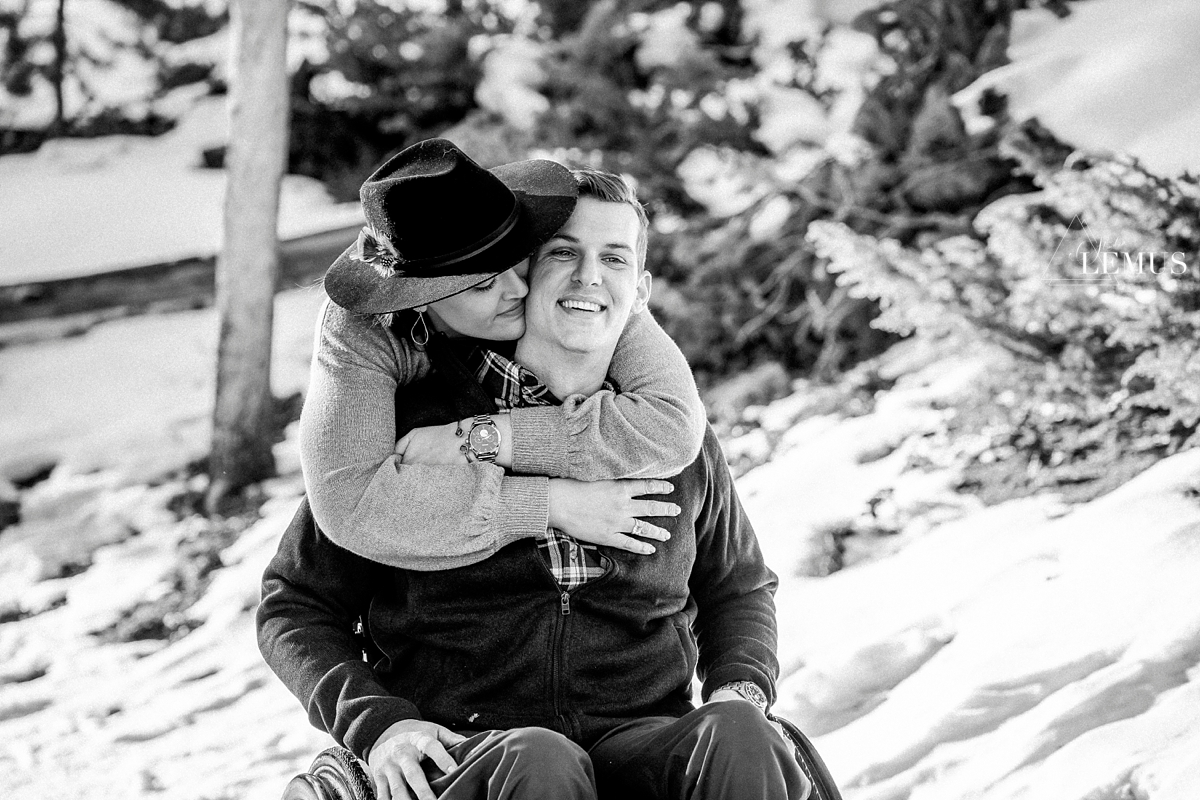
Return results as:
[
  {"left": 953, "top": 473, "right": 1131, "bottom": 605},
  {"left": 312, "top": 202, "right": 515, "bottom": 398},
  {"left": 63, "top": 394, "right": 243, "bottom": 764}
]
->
[{"left": 428, "top": 701, "right": 810, "bottom": 799}]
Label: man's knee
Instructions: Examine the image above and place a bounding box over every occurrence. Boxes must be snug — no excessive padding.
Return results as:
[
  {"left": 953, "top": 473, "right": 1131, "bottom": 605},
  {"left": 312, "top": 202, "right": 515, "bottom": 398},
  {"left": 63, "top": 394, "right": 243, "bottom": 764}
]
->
[
  {"left": 503, "top": 727, "right": 588, "bottom": 760},
  {"left": 696, "top": 705, "right": 796, "bottom": 767},
  {"left": 496, "top": 727, "right": 593, "bottom": 781},
  {"left": 695, "top": 703, "right": 810, "bottom": 798}
]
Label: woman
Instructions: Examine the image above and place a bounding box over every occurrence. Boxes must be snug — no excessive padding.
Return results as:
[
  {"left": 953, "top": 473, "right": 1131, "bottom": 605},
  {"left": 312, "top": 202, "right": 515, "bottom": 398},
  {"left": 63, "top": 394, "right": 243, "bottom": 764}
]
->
[{"left": 301, "top": 138, "right": 705, "bottom": 570}]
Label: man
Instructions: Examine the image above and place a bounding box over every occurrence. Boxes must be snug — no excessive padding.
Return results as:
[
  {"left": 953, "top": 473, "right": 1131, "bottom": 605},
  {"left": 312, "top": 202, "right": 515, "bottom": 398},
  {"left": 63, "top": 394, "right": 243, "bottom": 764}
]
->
[{"left": 258, "top": 171, "right": 809, "bottom": 800}]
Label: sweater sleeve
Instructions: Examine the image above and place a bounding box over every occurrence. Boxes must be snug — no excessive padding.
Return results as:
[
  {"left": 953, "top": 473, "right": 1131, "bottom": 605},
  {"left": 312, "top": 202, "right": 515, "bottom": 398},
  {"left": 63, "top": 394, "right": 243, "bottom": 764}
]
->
[
  {"left": 507, "top": 308, "right": 706, "bottom": 480},
  {"left": 300, "top": 300, "right": 550, "bottom": 570},
  {"left": 256, "top": 498, "right": 421, "bottom": 761},
  {"left": 688, "top": 428, "right": 780, "bottom": 706}
]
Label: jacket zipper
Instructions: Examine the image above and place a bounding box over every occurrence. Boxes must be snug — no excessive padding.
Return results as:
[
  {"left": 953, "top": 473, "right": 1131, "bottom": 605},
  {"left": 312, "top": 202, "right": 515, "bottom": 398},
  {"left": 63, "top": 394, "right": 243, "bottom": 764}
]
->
[
  {"left": 537, "top": 548, "right": 619, "bottom": 739},
  {"left": 548, "top": 588, "right": 569, "bottom": 733}
]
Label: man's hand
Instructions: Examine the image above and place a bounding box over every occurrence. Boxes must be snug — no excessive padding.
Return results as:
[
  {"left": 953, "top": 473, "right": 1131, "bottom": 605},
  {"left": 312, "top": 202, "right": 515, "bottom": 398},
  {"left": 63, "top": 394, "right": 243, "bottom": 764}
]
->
[
  {"left": 367, "top": 719, "right": 467, "bottom": 800},
  {"left": 548, "top": 479, "right": 680, "bottom": 555}
]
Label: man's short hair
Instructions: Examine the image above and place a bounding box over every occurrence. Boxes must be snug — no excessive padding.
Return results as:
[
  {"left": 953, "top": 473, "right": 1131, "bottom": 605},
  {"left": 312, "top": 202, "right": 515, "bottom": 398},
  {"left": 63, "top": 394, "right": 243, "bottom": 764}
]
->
[{"left": 571, "top": 168, "right": 649, "bottom": 269}]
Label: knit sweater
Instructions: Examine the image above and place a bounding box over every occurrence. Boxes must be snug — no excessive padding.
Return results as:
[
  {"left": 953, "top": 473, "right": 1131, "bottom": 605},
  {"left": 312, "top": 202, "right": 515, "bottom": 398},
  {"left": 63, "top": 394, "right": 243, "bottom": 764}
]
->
[
  {"left": 258, "top": 350, "right": 778, "bottom": 760},
  {"left": 299, "top": 300, "right": 706, "bottom": 571}
]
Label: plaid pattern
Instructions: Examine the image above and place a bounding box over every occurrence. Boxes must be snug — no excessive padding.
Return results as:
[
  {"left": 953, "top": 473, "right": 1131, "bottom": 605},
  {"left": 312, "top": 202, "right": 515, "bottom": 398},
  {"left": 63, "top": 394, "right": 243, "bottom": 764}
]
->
[
  {"left": 467, "top": 346, "right": 611, "bottom": 591},
  {"left": 473, "top": 348, "right": 557, "bottom": 409}
]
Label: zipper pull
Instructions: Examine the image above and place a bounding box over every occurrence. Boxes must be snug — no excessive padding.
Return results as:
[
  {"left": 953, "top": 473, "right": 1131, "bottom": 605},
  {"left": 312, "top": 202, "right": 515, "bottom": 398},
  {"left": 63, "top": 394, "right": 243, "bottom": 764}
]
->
[{"left": 560, "top": 591, "right": 571, "bottom": 615}]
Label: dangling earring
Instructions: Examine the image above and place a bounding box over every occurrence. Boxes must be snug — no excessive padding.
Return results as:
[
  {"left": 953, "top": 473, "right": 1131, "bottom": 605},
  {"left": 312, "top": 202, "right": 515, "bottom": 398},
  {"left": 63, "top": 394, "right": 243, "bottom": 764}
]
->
[{"left": 410, "top": 309, "right": 430, "bottom": 347}]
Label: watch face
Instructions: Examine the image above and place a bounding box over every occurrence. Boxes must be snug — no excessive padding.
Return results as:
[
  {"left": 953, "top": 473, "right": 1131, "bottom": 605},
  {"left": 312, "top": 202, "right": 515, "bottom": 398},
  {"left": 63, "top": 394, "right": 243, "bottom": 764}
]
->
[{"left": 470, "top": 423, "right": 499, "bottom": 454}]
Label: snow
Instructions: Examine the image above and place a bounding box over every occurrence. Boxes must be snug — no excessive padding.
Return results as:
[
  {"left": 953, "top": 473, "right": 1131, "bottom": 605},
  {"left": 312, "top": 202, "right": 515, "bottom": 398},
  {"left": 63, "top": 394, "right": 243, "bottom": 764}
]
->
[
  {"left": 957, "top": 0, "right": 1200, "bottom": 176},
  {"left": 742, "top": 369, "right": 1200, "bottom": 798},
  {"left": 2, "top": 305, "right": 1195, "bottom": 798},
  {"left": 0, "top": 97, "right": 363, "bottom": 285}
]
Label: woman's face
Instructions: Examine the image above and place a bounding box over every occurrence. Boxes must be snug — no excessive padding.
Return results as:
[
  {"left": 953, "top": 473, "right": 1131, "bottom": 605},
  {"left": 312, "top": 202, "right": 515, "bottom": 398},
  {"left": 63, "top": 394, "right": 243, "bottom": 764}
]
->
[{"left": 424, "top": 261, "right": 529, "bottom": 341}]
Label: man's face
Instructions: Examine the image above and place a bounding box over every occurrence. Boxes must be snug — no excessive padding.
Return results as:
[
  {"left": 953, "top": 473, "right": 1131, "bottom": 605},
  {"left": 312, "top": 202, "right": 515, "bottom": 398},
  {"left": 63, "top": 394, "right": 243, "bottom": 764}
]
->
[{"left": 525, "top": 198, "right": 651, "bottom": 356}]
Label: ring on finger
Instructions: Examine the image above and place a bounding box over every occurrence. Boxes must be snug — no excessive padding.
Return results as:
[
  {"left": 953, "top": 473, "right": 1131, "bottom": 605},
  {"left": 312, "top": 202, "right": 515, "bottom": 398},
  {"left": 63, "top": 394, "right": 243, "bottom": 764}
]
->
[{"left": 631, "top": 519, "right": 643, "bottom": 536}]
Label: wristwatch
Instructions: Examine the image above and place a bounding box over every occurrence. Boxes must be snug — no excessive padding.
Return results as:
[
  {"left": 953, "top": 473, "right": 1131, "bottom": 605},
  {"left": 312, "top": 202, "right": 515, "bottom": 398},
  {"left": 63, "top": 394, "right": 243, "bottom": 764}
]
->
[
  {"left": 719, "top": 680, "right": 769, "bottom": 712},
  {"left": 466, "top": 414, "right": 501, "bottom": 463}
]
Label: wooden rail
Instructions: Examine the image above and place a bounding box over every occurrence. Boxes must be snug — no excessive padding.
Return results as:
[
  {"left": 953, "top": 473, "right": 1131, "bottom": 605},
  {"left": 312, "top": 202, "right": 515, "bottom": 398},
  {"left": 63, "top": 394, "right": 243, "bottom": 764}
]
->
[{"left": 0, "top": 224, "right": 359, "bottom": 325}]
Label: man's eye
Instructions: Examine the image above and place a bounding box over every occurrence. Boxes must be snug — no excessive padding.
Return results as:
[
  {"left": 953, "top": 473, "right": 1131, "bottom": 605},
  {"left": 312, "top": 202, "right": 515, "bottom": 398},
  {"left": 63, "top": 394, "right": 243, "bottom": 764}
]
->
[{"left": 550, "top": 248, "right": 574, "bottom": 258}]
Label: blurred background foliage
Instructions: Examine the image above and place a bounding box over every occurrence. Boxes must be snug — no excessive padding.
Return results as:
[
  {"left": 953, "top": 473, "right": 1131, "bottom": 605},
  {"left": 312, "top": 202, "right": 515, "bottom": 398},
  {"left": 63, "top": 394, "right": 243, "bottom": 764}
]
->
[{"left": 3, "top": 0, "right": 1198, "bottom": 500}]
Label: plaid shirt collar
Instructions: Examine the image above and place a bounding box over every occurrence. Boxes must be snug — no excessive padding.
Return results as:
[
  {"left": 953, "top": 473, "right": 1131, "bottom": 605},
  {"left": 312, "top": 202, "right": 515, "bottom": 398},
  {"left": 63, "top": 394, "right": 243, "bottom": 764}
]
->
[
  {"left": 464, "top": 346, "right": 614, "bottom": 410},
  {"left": 468, "top": 347, "right": 558, "bottom": 410}
]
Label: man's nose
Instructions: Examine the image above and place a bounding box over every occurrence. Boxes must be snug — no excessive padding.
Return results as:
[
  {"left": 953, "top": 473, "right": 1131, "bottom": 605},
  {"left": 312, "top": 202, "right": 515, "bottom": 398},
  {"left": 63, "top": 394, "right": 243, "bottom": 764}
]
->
[
  {"left": 499, "top": 266, "right": 529, "bottom": 299},
  {"left": 571, "top": 253, "right": 602, "bottom": 286}
]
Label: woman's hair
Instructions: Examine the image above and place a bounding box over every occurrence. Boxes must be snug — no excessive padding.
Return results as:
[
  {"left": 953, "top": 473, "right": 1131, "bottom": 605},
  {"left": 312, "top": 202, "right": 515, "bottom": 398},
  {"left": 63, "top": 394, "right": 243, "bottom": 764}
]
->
[{"left": 570, "top": 168, "right": 649, "bottom": 269}]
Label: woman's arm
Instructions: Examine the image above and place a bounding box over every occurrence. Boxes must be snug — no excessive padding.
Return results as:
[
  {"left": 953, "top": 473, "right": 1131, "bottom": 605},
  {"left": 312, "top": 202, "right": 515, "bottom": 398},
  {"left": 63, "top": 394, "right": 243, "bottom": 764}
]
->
[
  {"left": 300, "top": 301, "right": 551, "bottom": 570},
  {"left": 506, "top": 308, "right": 706, "bottom": 479},
  {"left": 301, "top": 301, "right": 704, "bottom": 570}
]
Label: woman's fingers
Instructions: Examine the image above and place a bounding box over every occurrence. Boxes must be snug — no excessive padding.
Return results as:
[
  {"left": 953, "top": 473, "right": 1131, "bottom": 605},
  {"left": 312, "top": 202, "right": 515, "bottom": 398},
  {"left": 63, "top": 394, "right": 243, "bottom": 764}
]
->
[
  {"left": 629, "top": 519, "right": 671, "bottom": 541},
  {"left": 394, "top": 432, "right": 412, "bottom": 458},
  {"left": 630, "top": 480, "right": 674, "bottom": 498},
  {"left": 607, "top": 533, "right": 657, "bottom": 555},
  {"left": 632, "top": 499, "right": 682, "bottom": 518}
]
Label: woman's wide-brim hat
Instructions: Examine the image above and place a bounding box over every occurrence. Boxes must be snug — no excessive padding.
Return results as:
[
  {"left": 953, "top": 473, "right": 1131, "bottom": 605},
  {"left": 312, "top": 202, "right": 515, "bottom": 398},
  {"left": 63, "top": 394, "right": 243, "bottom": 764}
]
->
[{"left": 323, "top": 138, "right": 578, "bottom": 314}]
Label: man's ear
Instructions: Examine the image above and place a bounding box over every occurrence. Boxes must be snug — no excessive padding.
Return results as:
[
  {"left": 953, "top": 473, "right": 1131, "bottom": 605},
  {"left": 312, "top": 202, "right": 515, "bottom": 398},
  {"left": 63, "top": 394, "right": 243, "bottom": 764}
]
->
[{"left": 632, "top": 271, "right": 652, "bottom": 314}]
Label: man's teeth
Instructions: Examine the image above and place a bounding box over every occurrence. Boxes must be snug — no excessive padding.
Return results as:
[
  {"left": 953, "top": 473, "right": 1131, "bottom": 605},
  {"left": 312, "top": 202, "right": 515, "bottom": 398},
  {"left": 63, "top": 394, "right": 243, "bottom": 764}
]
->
[{"left": 560, "top": 299, "right": 602, "bottom": 312}]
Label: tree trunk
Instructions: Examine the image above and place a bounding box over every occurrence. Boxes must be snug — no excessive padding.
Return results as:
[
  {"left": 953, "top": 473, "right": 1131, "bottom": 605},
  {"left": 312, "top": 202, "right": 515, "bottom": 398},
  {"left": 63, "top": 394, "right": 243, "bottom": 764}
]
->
[
  {"left": 50, "top": 0, "right": 67, "bottom": 133},
  {"left": 208, "top": 0, "right": 290, "bottom": 511}
]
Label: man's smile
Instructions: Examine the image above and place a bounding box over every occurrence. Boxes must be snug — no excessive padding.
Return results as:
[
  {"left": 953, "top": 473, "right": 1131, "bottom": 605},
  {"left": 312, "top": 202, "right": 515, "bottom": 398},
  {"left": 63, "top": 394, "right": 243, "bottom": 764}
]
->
[{"left": 558, "top": 297, "right": 607, "bottom": 313}]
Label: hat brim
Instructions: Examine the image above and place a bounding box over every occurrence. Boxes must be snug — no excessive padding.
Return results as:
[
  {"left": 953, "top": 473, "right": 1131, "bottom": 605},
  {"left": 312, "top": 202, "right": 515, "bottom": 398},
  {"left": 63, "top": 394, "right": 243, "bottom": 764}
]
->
[{"left": 324, "top": 158, "right": 577, "bottom": 314}]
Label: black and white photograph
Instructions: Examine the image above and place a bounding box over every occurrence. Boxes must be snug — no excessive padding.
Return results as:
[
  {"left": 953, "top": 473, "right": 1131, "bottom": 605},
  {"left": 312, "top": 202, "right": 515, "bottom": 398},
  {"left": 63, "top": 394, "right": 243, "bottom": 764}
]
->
[{"left": 1, "top": 1, "right": 1198, "bottom": 798}]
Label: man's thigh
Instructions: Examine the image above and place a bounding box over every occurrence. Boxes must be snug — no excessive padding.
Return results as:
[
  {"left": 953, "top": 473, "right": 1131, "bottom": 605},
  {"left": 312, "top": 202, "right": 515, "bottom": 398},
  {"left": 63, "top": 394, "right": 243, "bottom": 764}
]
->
[
  {"left": 426, "top": 727, "right": 596, "bottom": 800},
  {"left": 588, "top": 703, "right": 809, "bottom": 800}
]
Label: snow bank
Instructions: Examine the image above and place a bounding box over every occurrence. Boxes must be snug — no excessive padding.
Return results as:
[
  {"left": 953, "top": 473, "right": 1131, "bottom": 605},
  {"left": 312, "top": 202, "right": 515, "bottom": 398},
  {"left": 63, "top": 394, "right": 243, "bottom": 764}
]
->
[{"left": 744, "top": 383, "right": 1200, "bottom": 797}]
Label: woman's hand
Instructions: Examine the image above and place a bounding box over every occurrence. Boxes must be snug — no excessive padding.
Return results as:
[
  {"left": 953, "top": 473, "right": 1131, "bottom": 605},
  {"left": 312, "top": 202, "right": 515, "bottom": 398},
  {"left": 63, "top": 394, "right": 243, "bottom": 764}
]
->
[
  {"left": 394, "top": 421, "right": 467, "bottom": 465},
  {"left": 547, "top": 478, "right": 680, "bottom": 555},
  {"left": 367, "top": 719, "right": 467, "bottom": 800},
  {"left": 394, "top": 416, "right": 514, "bottom": 467}
]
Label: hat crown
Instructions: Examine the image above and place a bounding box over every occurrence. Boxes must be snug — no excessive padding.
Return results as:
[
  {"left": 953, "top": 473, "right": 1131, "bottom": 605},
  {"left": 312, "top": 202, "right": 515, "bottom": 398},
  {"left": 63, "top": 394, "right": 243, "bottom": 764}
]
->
[{"left": 360, "top": 139, "right": 517, "bottom": 268}]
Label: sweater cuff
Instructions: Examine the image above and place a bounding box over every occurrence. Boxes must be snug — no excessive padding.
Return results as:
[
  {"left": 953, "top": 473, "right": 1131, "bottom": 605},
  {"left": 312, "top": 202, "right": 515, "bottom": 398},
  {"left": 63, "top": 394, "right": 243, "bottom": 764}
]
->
[
  {"left": 490, "top": 475, "right": 551, "bottom": 547},
  {"left": 344, "top": 697, "right": 423, "bottom": 762},
  {"left": 508, "top": 406, "right": 570, "bottom": 476}
]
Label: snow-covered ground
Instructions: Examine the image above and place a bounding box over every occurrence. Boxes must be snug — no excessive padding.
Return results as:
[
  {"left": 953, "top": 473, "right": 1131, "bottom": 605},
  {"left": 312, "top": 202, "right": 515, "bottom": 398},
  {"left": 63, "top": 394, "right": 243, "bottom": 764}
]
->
[
  {"left": 0, "top": 97, "right": 362, "bottom": 285},
  {"left": 1, "top": 298, "right": 1197, "bottom": 800}
]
